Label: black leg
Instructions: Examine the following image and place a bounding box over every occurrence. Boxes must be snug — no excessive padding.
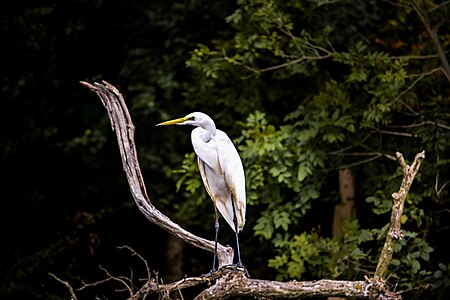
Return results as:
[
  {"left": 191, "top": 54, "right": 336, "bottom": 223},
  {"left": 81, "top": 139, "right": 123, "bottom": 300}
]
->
[
  {"left": 231, "top": 199, "right": 249, "bottom": 277},
  {"left": 211, "top": 206, "right": 219, "bottom": 274}
]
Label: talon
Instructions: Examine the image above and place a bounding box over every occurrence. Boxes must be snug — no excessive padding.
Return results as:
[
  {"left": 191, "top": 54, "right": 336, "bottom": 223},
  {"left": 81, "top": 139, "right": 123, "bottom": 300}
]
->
[
  {"left": 201, "top": 269, "right": 217, "bottom": 281},
  {"left": 223, "top": 263, "right": 250, "bottom": 277}
]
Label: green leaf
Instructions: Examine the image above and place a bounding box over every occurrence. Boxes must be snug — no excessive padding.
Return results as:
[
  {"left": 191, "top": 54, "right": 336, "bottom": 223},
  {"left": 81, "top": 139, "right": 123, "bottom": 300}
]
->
[
  {"left": 273, "top": 211, "right": 291, "bottom": 231},
  {"left": 254, "top": 215, "right": 275, "bottom": 240},
  {"left": 268, "top": 254, "right": 288, "bottom": 269}
]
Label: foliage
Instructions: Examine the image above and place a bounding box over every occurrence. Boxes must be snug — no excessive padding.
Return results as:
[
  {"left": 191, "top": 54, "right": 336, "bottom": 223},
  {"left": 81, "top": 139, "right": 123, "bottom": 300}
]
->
[{"left": 178, "top": 0, "right": 450, "bottom": 298}]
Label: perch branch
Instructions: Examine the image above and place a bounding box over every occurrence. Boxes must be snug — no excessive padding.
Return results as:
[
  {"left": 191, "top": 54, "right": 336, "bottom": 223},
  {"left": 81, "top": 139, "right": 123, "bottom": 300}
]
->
[
  {"left": 132, "top": 267, "right": 397, "bottom": 300},
  {"left": 374, "top": 150, "right": 426, "bottom": 280},
  {"left": 80, "top": 80, "right": 234, "bottom": 268},
  {"left": 193, "top": 268, "right": 399, "bottom": 300}
]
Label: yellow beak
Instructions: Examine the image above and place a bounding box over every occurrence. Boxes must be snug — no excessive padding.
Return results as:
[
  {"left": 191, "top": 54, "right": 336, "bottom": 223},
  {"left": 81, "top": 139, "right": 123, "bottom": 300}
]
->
[{"left": 156, "top": 117, "right": 189, "bottom": 126}]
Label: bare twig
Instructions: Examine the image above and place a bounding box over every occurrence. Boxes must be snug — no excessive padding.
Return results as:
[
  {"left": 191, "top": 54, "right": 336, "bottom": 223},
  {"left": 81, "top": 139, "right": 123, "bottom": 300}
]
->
[
  {"left": 117, "top": 246, "right": 151, "bottom": 280},
  {"left": 407, "top": 66, "right": 443, "bottom": 78},
  {"left": 131, "top": 274, "right": 210, "bottom": 300},
  {"left": 390, "top": 53, "right": 443, "bottom": 60},
  {"left": 429, "top": 0, "right": 450, "bottom": 13},
  {"left": 223, "top": 52, "right": 332, "bottom": 79},
  {"left": 394, "top": 68, "right": 443, "bottom": 116},
  {"left": 383, "top": 120, "right": 450, "bottom": 131},
  {"left": 376, "top": 129, "right": 418, "bottom": 137},
  {"left": 256, "top": 54, "right": 333, "bottom": 73},
  {"left": 79, "top": 265, "right": 134, "bottom": 297},
  {"left": 334, "top": 154, "right": 383, "bottom": 170},
  {"left": 380, "top": 0, "right": 411, "bottom": 9},
  {"left": 328, "top": 133, "right": 374, "bottom": 155},
  {"left": 49, "top": 273, "right": 78, "bottom": 300}
]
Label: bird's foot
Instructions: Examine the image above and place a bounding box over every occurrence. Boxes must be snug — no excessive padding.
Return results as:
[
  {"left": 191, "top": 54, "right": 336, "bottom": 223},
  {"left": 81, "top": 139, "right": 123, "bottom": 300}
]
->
[
  {"left": 224, "top": 262, "right": 250, "bottom": 277},
  {"left": 201, "top": 268, "right": 217, "bottom": 281}
]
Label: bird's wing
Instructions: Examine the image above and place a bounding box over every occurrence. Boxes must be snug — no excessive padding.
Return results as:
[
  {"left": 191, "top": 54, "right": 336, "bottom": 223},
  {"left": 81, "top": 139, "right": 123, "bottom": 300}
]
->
[
  {"left": 216, "top": 130, "right": 246, "bottom": 232},
  {"left": 197, "top": 157, "right": 214, "bottom": 200},
  {"left": 198, "top": 151, "right": 237, "bottom": 232},
  {"left": 191, "top": 128, "right": 221, "bottom": 171},
  {"left": 192, "top": 127, "right": 246, "bottom": 232}
]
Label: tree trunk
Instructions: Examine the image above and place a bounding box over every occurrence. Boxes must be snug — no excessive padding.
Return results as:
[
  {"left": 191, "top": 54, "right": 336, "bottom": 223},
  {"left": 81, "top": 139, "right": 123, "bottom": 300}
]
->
[
  {"left": 329, "top": 169, "right": 356, "bottom": 300},
  {"left": 332, "top": 168, "right": 356, "bottom": 237},
  {"left": 165, "top": 234, "right": 184, "bottom": 282}
]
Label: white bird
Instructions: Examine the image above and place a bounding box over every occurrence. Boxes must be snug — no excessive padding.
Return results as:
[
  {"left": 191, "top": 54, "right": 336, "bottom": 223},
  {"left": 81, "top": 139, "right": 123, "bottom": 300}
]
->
[{"left": 157, "top": 112, "right": 246, "bottom": 272}]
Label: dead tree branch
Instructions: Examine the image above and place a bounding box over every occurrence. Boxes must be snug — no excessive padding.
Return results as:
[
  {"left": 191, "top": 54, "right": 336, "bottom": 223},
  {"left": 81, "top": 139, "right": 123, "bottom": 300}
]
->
[
  {"left": 132, "top": 267, "right": 391, "bottom": 300},
  {"left": 79, "top": 81, "right": 425, "bottom": 300},
  {"left": 194, "top": 269, "right": 372, "bottom": 300},
  {"left": 374, "top": 150, "right": 426, "bottom": 280}
]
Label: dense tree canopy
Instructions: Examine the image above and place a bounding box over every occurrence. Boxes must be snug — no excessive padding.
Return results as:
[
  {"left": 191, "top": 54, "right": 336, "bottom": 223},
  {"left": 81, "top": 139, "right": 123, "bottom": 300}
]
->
[{"left": 1, "top": 0, "right": 449, "bottom": 299}]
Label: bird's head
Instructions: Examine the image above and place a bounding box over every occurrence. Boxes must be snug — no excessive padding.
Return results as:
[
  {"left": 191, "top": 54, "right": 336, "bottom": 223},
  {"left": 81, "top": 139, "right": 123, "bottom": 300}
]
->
[{"left": 156, "top": 112, "right": 216, "bottom": 132}]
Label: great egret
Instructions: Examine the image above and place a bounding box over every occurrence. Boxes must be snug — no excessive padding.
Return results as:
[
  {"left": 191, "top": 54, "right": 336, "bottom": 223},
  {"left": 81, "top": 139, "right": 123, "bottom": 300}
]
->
[{"left": 157, "top": 112, "right": 246, "bottom": 273}]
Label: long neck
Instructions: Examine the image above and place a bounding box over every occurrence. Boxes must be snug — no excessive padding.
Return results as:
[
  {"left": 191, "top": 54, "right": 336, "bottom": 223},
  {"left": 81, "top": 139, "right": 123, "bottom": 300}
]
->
[
  {"left": 199, "top": 129, "right": 213, "bottom": 142},
  {"left": 195, "top": 120, "right": 217, "bottom": 143},
  {"left": 203, "top": 122, "right": 217, "bottom": 137},
  {"left": 199, "top": 116, "right": 217, "bottom": 137}
]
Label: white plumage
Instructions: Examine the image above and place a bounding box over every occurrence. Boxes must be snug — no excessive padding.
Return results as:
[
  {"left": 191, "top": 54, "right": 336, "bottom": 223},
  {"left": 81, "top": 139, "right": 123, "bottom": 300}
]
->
[
  {"left": 157, "top": 111, "right": 247, "bottom": 271},
  {"left": 157, "top": 112, "right": 246, "bottom": 232}
]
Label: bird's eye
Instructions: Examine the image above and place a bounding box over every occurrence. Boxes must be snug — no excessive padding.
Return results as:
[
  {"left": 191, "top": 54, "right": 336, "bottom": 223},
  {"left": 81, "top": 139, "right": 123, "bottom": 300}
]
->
[{"left": 188, "top": 116, "right": 195, "bottom": 121}]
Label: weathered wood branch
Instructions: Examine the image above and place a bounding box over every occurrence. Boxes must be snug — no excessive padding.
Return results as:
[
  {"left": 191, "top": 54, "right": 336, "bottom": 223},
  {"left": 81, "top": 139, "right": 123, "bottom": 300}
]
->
[
  {"left": 194, "top": 269, "right": 370, "bottom": 300},
  {"left": 80, "top": 80, "right": 234, "bottom": 268},
  {"left": 132, "top": 267, "right": 394, "bottom": 300},
  {"left": 374, "top": 150, "right": 425, "bottom": 280},
  {"left": 81, "top": 81, "right": 425, "bottom": 300}
]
